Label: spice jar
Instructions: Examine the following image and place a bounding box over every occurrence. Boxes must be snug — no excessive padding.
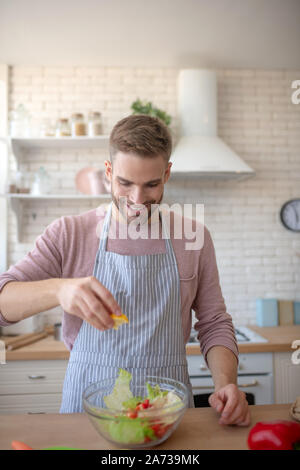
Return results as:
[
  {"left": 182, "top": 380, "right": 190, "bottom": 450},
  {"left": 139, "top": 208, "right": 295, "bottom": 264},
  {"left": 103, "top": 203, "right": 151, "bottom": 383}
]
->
[
  {"left": 56, "top": 118, "right": 71, "bottom": 137},
  {"left": 71, "top": 113, "right": 86, "bottom": 136},
  {"left": 5, "top": 175, "right": 17, "bottom": 194},
  {"left": 88, "top": 112, "right": 102, "bottom": 136},
  {"left": 17, "top": 171, "right": 31, "bottom": 193}
]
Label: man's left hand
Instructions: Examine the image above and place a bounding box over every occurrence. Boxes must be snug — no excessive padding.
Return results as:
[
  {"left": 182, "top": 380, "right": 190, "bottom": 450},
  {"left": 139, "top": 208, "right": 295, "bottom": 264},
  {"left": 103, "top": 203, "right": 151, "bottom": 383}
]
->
[{"left": 208, "top": 383, "right": 251, "bottom": 426}]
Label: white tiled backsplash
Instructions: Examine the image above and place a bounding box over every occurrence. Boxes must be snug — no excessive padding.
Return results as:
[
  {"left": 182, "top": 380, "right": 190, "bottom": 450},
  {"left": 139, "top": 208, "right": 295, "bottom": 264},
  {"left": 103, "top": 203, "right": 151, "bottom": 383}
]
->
[{"left": 5, "top": 66, "right": 300, "bottom": 327}]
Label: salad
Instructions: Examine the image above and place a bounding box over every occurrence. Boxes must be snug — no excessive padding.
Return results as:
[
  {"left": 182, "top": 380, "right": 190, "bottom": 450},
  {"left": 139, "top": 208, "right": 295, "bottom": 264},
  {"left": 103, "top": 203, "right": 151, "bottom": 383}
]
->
[{"left": 91, "top": 369, "right": 184, "bottom": 445}]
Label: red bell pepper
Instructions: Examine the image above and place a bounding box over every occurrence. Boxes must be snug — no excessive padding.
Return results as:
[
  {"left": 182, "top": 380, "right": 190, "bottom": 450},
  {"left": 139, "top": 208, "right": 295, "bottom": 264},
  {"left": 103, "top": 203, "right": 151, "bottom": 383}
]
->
[
  {"left": 248, "top": 420, "right": 300, "bottom": 450},
  {"left": 11, "top": 441, "right": 33, "bottom": 450}
]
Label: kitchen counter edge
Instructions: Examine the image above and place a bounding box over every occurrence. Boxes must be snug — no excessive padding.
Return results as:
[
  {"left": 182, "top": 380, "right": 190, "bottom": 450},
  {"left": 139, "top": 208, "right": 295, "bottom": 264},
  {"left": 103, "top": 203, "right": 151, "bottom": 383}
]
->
[{"left": 1, "top": 324, "right": 299, "bottom": 361}]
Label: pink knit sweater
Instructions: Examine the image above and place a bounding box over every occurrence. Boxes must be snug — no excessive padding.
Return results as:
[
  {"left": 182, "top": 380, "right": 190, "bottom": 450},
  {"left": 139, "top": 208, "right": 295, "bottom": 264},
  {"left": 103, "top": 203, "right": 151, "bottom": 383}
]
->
[{"left": 0, "top": 204, "right": 238, "bottom": 364}]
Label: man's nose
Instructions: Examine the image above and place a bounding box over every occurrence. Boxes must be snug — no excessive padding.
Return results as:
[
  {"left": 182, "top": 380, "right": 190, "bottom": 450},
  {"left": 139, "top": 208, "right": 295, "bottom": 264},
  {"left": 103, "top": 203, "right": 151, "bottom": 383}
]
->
[{"left": 130, "top": 187, "right": 145, "bottom": 205}]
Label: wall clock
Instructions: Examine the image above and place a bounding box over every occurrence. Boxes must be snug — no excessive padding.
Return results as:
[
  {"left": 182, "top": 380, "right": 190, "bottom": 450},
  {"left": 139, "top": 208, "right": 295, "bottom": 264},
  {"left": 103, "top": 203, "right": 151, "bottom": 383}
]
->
[{"left": 280, "top": 199, "right": 300, "bottom": 232}]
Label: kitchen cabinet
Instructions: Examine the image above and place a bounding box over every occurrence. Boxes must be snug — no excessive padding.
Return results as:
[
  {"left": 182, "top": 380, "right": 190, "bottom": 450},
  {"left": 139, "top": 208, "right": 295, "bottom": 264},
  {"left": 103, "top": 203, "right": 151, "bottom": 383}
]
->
[
  {"left": 0, "top": 136, "right": 111, "bottom": 242},
  {"left": 1, "top": 326, "right": 299, "bottom": 413},
  {"left": 0, "top": 359, "right": 68, "bottom": 414},
  {"left": 273, "top": 351, "right": 300, "bottom": 404}
]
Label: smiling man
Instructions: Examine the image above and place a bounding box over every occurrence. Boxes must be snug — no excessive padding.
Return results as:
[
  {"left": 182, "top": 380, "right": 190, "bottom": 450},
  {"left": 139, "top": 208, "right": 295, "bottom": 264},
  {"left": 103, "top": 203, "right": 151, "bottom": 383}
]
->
[
  {"left": 0, "top": 115, "right": 249, "bottom": 426},
  {"left": 109, "top": 154, "right": 166, "bottom": 223}
]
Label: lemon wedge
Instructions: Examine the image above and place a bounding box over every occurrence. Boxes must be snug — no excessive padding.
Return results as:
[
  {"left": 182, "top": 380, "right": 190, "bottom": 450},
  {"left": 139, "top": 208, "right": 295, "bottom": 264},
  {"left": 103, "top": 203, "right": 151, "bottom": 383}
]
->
[{"left": 111, "top": 313, "right": 129, "bottom": 330}]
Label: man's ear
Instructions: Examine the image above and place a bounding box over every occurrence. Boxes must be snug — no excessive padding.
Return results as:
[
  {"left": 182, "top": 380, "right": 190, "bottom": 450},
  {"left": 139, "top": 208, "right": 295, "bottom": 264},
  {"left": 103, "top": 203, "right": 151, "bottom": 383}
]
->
[
  {"left": 164, "top": 162, "right": 172, "bottom": 183},
  {"left": 104, "top": 160, "right": 112, "bottom": 182}
]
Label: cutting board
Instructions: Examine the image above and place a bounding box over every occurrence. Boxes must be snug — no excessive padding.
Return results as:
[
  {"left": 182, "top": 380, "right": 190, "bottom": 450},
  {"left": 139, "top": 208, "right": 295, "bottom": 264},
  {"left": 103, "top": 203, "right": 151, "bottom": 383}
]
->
[{"left": 3, "top": 331, "right": 48, "bottom": 350}]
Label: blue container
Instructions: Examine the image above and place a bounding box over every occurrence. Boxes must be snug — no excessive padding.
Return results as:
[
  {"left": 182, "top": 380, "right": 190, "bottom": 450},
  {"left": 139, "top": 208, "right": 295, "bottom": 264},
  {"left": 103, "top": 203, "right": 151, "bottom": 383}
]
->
[
  {"left": 256, "top": 298, "right": 278, "bottom": 327},
  {"left": 294, "top": 302, "right": 300, "bottom": 325}
]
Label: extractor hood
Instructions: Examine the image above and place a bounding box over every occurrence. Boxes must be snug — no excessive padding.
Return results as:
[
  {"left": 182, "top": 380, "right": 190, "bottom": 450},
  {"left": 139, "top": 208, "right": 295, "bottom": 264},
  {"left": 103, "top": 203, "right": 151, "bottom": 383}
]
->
[{"left": 170, "top": 69, "right": 255, "bottom": 180}]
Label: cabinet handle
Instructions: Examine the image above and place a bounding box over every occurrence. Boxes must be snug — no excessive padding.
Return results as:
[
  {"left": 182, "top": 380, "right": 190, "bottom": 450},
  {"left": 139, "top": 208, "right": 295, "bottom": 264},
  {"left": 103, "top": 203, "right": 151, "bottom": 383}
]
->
[
  {"left": 27, "top": 412, "right": 46, "bottom": 414},
  {"left": 192, "top": 379, "right": 259, "bottom": 391},
  {"left": 192, "top": 385, "right": 216, "bottom": 390},
  {"left": 28, "top": 375, "right": 46, "bottom": 380},
  {"left": 238, "top": 380, "right": 258, "bottom": 388}
]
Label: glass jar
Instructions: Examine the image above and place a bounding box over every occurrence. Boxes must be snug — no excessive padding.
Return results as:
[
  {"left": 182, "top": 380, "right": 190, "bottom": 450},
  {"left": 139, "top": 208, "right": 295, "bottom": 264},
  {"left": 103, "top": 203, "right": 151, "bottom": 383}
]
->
[
  {"left": 71, "top": 113, "right": 86, "bottom": 136},
  {"left": 31, "top": 167, "right": 52, "bottom": 195},
  {"left": 15, "top": 170, "right": 24, "bottom": 193},
  {"left": 8, "top": 104, "right": 31, "bottom": 137},
  {"left": 40, "top": 118, "right": 56, "bottom": 137},
  {"left": 88, "top": 112, "right": 102, "bottom": 136},
  {"left": 56, "top": 118, "right": 71, "bottom": 137}
]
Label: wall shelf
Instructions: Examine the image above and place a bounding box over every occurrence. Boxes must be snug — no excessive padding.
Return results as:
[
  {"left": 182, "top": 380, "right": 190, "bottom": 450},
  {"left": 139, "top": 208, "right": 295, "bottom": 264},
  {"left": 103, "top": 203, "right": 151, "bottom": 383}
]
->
[
  {"left": 0, "top": 135, "right": 111, "bottom": 242},
  {"left": 0, "top": 193, "right": 111, "bottom": 243},
  {"left": 0, "top": 136, "right": 110, "bottom": 168},
  {"left": 1, "top": 193, "right": 110, "bottom": 200},
  {"left": 1, "top": 135, "right": 109, "bottom": 147}
]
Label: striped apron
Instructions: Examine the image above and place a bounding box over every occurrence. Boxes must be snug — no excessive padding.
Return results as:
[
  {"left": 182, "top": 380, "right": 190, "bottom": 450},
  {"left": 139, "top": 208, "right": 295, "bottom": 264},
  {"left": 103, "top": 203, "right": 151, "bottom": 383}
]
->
[{"left": 60, "top": 202, "right": 194, "bottom": 413}]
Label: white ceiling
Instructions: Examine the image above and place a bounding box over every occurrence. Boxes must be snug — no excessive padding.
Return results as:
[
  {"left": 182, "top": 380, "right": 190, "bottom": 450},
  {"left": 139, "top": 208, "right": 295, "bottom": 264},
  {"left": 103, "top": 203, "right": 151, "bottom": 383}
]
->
[{"left": 0, "top": 0, "right": 300, "bottom": 69}]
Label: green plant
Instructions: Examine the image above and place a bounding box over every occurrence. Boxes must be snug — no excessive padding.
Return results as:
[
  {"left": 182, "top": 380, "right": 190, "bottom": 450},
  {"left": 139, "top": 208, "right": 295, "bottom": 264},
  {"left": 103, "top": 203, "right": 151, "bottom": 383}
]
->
[{"left": 130, "top": 99, "right": 172, "bottom": 126}]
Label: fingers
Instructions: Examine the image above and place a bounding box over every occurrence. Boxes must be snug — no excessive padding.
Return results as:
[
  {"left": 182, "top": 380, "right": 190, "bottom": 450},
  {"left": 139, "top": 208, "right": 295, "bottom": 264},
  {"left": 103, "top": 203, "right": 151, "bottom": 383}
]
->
[
  {"left": 219, "top": 390, "right": 250, "bottom": 426},
  {"left": 89, "top": 276, "right": 123, "bottom": 316},
  {"left": 208, "top": 393, "right": 225, "bottom": 414},
  {"left": 81, "top": 289, "right": 115, "bottom": 329},
  {"left": 235, "top": 408, "right": 251, "bottom": 427},
  {"left": 211, "top": 385, "right": 251, "bottom": 427},
  {"left": 59, "top": 277, "right": 123, "bottom": 330},
  {"left": 76, "top": 297, "right": 113, "bottom": 331},
  {"left": 219, "top": 398, "right": 249, "bottom": 426},
  {"left": 218, "top": 386, "right": 239, "bottom": 420}
]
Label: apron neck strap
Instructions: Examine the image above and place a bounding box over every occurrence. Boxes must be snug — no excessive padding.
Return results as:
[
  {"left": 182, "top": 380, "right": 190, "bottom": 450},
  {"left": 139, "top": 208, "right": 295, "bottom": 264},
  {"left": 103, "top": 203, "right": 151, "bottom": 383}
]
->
[{"left": 99, "top": 202, "right": 173, "bottom": 253}]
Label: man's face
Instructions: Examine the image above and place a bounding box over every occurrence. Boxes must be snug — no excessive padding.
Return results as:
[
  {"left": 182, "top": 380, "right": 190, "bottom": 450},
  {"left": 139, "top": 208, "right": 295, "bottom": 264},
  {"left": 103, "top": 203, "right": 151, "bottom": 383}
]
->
[{"left": 105, "top": 151, "right": 172, "bottom": 223}]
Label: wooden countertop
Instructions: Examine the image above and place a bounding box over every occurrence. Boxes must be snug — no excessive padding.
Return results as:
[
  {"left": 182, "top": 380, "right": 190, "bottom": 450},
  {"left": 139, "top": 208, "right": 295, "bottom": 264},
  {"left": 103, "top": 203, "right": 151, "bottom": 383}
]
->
[
  {"left": 0, "top": 404, "right": 293, "bottom": 450},
  {"left": 186, "top": 325, "right": 300, "bottom": 355},
  {"left": 1, "top": 325, "right": 300, "bottom": 361}
]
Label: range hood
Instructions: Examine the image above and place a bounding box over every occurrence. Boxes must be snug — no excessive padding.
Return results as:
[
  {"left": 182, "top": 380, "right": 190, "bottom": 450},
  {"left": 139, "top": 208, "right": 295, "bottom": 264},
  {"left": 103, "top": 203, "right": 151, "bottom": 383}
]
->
[{"left": 170, "top": 69, "right": 255, "bottom": 180}]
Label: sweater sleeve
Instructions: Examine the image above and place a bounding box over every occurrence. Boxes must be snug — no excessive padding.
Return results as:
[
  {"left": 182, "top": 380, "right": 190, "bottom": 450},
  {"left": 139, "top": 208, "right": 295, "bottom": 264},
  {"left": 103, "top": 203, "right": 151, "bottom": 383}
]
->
[
  {"left": 192, "top": 226, "right": 239, "bottom": 367},
  {"left": 0, "top": 217, "right": 63, "bottom": 326}
]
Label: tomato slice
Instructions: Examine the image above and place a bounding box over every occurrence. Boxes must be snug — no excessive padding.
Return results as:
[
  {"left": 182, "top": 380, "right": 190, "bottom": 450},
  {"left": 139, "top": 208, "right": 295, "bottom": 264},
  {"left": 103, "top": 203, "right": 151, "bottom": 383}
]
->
[{"left": 126, "top": 409, "right": 138, "bottom": 419}]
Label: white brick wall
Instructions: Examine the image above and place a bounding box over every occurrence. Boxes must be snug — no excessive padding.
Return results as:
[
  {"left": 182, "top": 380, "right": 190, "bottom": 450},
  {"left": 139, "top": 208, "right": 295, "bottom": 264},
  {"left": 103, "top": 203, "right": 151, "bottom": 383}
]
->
[{"left": 5, "top": 66, "right": 300, "bottom": 326}]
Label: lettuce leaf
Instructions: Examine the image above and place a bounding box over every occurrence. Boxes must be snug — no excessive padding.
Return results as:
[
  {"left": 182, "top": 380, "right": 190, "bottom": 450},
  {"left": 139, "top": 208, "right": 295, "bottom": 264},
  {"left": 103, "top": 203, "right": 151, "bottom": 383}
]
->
[
  {"left": 108, "top": 417, "right": 155, "bottom": 444},
  {"left": 146, "top": 382, "right": 168, "bottom": 400},
  {"left": 103, "top": 368, "right": 133, "bottom": 410},
  {"left": 122, "top": 396, "right": 143, "bottom": 409}
]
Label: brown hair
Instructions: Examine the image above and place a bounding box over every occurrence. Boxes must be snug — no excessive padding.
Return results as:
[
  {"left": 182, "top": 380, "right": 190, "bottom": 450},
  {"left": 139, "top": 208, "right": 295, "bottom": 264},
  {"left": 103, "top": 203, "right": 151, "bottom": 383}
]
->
[{"left": 109, "top": 114, "right": 172, "bottom": 164}]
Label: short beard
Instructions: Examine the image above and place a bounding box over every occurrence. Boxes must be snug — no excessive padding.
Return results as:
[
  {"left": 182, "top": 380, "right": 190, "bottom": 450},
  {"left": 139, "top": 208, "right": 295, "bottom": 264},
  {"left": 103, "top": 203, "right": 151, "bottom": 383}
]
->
[{"left": 111, "top": 185, "right": 164, "bottom": 225}]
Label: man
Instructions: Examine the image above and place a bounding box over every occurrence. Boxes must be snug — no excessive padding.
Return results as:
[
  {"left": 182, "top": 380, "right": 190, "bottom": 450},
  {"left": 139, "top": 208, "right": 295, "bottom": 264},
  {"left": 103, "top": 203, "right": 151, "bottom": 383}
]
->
[{"left": 0, "top": 115, "right": 250, "bottom": 426}]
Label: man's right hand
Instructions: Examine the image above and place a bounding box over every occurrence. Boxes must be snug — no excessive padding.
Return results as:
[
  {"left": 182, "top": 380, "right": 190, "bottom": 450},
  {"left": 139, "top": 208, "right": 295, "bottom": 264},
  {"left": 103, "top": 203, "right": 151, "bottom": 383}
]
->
[{"left": 57, "top": 276, "right": 123, "bottom": 331}]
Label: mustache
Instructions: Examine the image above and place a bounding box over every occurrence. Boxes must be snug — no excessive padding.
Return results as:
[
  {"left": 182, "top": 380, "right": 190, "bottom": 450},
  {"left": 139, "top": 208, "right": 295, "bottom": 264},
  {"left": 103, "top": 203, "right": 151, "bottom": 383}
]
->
[{"left": 127, "top": 201, "right": 156, "bottom": 207}]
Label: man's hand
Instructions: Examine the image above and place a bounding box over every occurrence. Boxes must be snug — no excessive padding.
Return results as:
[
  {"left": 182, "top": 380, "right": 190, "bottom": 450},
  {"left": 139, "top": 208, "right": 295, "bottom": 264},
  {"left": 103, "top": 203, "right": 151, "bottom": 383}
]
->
[
  {"left": 57, "top": 276, "right": 123, "bottom": 331},
  {"left": 208, "top": 383, "right": 251, "bottom": 426}
]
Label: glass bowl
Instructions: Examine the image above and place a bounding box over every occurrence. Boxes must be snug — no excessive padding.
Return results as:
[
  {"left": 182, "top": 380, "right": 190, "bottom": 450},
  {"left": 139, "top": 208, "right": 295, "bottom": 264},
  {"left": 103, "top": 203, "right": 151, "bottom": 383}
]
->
[{"left": 83, "top": 375, "right": 188, "bottom": 449}]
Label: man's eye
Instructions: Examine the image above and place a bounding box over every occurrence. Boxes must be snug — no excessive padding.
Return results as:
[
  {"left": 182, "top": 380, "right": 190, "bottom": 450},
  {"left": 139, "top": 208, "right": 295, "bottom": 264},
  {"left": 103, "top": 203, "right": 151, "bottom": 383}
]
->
[
  {"left": 147, "top": 183, "right": 159, "bottom": 188},
  {"left": 120, "top": 182, "right": 131, "bottom": 186}
]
